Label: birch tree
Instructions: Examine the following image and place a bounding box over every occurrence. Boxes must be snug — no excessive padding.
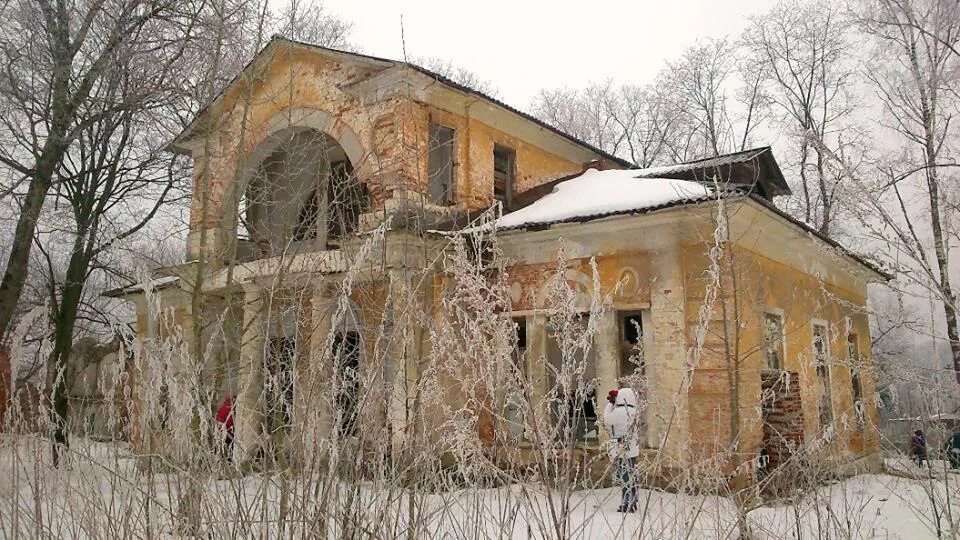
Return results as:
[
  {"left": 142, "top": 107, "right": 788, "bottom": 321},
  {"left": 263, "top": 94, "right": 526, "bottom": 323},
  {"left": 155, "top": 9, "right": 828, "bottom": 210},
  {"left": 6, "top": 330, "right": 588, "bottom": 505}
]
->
[{"left": 855, "top": 0, "right": 960, "bottom": 388}]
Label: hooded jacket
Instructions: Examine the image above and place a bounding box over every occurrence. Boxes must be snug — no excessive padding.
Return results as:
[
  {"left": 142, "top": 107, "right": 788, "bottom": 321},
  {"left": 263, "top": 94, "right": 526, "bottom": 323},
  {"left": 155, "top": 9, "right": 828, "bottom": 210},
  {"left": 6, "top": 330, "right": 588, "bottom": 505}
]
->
[
  {"left": 215, "top": 397, "right": 234, "bottom": 437},
  {"left": 604, "top": 387, "right": 640, "bottom": 459}
]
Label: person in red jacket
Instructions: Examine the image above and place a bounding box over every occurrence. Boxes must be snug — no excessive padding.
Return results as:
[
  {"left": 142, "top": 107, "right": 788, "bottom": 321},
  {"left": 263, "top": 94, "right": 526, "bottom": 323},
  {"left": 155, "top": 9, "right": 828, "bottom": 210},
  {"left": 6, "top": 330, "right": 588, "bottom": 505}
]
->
[{"left": 215, "top": 396, "right": 235, "bottom": 458}]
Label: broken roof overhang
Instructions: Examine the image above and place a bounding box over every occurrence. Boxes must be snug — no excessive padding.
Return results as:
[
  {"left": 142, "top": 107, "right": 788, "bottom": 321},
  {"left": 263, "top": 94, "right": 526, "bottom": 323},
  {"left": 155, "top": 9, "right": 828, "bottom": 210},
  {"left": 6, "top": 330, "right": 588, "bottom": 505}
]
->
[
  {"left": 169, "top": 36, "right": 632, "bottom": 168},
  {"left": 102, "top": 275, "right": 181, "bottom": 298},
  {"left": 632, "top": 147, "right": 791, "bottom": 198}
]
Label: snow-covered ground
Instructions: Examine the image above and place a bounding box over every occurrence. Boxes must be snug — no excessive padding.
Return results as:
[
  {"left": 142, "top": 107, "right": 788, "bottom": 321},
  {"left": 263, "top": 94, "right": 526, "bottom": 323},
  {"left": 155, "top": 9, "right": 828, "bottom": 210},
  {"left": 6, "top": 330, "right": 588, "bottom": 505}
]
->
[{"left": 1, "top": 437, "right": 958, "bottom": 539}]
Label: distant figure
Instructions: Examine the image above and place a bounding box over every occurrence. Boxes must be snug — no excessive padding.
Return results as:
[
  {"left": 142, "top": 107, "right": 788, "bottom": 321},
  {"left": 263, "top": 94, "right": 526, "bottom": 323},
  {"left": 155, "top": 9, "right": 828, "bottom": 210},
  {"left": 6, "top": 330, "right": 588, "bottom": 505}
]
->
[
  {"left": 605, "top": 387, "right": 639, "bottom": 513},
  {"left": 910, "top": 429, "right": 928, "bottom": 467},
  {"left": 215, "top": 396, "right": 235, "bottom": 458},
  {"left": 757, "top": 448, "right": 771, "bottom": 476},
  {"left": 946, "top": 430, "right": 960, "bottom": 469}
]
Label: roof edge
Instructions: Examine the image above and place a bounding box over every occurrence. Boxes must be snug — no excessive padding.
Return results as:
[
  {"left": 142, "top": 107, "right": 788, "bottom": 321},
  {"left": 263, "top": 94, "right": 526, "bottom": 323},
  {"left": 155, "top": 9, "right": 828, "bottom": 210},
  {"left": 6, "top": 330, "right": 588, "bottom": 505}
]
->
[
  {"left": 169, "top": 36, "right": 632, "bottom": 169},
  {"left": 745, "top": 195, "right": 891, "bottom": 281}
]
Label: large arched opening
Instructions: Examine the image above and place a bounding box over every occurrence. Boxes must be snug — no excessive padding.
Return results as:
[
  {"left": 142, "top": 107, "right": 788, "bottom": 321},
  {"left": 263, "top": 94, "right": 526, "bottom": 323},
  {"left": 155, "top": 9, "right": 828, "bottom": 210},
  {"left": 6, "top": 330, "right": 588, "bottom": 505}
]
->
[
  {"left": 230, "top": 112, "right": 373, "bottom": 261},
  {"left": 238, "top": 129, "right": 369, "bottom": 259}
]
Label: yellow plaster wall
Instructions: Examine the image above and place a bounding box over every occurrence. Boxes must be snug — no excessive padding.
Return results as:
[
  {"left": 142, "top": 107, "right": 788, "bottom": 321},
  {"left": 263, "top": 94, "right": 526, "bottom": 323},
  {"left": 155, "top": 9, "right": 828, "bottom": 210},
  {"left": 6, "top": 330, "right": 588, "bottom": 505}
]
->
[
  {"left": 682, "top": 242, "right": 879, "bottom": 466},
  {"left": 500, "top": 229, "right": 879, "bottom": 469},
  {"left": 188, "top": 43, "right": 589, "bottom": 261},
  {"left": 189, "top": 44, "right": 407, "bottom": 233},
  {"left": 414, "top": 105, "right": 585, "bottom": 211}
]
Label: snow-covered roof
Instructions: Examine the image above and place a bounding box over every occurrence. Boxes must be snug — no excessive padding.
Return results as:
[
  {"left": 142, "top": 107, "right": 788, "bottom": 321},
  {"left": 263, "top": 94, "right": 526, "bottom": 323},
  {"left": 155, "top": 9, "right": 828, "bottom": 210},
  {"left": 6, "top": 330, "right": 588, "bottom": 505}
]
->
[{"left": 494, "top": 169, "right": 713, "bottom": 231}]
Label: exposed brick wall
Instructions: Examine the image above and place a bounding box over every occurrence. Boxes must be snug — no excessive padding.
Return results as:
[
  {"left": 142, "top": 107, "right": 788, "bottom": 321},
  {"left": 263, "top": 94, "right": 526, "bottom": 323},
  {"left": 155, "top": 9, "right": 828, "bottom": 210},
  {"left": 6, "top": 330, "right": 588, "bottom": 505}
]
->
[{"left": 760, "top": 369, "right": 804, "bottom": 471}]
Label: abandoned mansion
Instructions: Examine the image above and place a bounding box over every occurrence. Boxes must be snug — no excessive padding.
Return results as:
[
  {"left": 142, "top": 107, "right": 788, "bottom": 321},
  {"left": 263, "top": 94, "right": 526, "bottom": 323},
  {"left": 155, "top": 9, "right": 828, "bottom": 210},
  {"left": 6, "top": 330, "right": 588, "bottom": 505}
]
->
[{"left": 111, "top": 37, "right": 885, "bottom": 480}]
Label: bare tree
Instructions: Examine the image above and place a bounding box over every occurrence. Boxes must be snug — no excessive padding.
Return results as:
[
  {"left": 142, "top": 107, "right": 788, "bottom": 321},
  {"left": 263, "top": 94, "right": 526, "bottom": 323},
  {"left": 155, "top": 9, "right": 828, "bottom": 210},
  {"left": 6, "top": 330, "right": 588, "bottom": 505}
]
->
[
  {"left": 661, "top": 37, "right": 739, "bottom": 159},
  {"left": 744, "top": 0, "right": 856, "bottom": 236},
  {"left": 0, "top": 0, "right": 201, "bottom": 343},
  {"left": 411, "top": 56, "right": 500, "bottom": 98},
  {"left": 275, "top": 0, "right": 354, "bottom": 49},
  {"left": 39, "top": 104, "right": 186, "bottom": 464},
  {"left": 530, "top": 38, "right": 768, "bottom": 166},
  {"left": 853, "top": 0, "right": 960, "bottom": 389}
]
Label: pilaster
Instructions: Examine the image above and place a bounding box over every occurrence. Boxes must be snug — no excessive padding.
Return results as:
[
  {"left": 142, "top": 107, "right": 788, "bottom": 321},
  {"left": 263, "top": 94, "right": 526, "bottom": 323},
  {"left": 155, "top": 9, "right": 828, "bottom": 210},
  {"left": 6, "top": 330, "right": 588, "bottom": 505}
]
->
[
  {"left": 648, "top": 243, "right": 690, "bottom": 462},
  {"left": 234, "top": 283, "right": 266, "bottom": 463}
]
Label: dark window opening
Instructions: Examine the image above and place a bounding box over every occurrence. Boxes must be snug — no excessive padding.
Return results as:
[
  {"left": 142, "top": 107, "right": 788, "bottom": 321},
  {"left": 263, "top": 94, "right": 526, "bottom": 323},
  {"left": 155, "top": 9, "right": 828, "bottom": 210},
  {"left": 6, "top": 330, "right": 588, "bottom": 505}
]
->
[
  {"left": 266, "top": 337, "right": 296, "bottom": 433},
  {"left": 848, "top": 333, "right": 864, "bottom": 426},
  {"left": 326, "top": 160, "right": 368, "bottom": 243},
  {"left": 427, "top": 124, "right": 455, "bottom": 205},
  {"left": 546, "top": 314, "right": 597, "bottom": 442},
  {"left": 334, "top": 331, "right": 361, "bottom": 437},
  {"left": 619, "top": 311, "right": 645, "bottom": 379},
  {"left": 493, "top": 145, "right": 515, "bottom": 210},
  {"left": 504, "top": 316, "right": 528, "bottom": 441},
  {"left": 512, "top": 317, "right": 527, "bottom": 378},
  {"left": 813, "top": 324, "right": 833, "bottom": 428}
]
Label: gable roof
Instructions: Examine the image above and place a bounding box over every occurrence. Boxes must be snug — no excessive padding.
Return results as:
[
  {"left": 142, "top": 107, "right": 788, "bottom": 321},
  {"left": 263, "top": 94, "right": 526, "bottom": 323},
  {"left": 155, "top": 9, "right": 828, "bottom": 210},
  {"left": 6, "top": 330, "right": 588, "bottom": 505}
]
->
[{"left": 172, "top": 36, "right": 632, "bottom": 168}]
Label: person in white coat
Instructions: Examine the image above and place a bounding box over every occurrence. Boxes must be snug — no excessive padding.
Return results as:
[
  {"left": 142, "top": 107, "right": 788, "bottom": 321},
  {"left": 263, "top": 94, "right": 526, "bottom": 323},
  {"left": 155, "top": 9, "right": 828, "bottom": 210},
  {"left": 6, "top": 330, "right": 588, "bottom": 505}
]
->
[{"left": 604, "top": 387, "right": 640, "bottom": 513}]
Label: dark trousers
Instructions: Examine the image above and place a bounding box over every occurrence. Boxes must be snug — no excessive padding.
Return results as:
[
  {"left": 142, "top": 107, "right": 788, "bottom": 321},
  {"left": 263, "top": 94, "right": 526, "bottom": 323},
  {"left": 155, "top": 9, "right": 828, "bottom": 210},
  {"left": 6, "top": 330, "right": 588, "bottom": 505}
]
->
[
  {"left": 221, "top": 432, "right": 234, "bottom": 461},
  {"left": 617, "top": 456, "right": 638, "bottom": 512}
]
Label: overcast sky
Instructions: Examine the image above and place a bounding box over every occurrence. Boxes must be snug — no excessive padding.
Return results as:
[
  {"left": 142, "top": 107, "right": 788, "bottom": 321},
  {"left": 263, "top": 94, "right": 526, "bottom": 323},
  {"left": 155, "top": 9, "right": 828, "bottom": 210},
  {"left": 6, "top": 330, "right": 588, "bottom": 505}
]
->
[{"left": 320, "top": 0, "right": 780, "bottom": 109}]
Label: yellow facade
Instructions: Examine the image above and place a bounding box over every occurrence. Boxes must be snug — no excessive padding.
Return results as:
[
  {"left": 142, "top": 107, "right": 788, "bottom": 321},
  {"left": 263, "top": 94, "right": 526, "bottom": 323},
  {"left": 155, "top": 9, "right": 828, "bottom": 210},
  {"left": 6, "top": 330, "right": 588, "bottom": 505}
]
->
[{"left": 122, "top": 37, "right": 883, "bottom": 483}]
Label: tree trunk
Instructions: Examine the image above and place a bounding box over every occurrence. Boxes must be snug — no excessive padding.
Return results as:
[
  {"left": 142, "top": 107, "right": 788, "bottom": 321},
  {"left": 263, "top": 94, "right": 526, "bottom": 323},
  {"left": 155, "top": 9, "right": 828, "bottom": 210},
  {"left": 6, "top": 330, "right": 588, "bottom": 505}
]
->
[
  {"left": 46, "top": 244, "right": 89, "bottom": 467},
  {"left": 925, "top": 149, "right": 960, "bottom": 388},
  {"left": 816, "top": 149, "right": 831, "bottom": 237},
  {"left": 0, "top": 144, "right": 62, "bottom": 341}
]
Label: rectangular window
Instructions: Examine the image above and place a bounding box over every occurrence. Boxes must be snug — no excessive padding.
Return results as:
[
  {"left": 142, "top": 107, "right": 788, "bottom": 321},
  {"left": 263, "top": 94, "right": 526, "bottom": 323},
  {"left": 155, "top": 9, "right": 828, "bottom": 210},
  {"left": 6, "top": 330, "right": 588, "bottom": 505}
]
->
[
  {"left": 813, "top": 324, "right": 833, "bottom": 428},
  {"left": 546, "top": 314, "right": 598, "bottom": 442},
  {"left": 333, "top": 331, "right": 361, "bottom": 437},
  {"left": 427, "top": 124, "right": 455, "bottom": 205},
  {"left": 493, "top": 145, "right": 515, "bottom": 210},
  {"left": 512, "top": 316, "right": 527, "bottom": 377},
  {"left": 504, "top": 317, "right": 528, "bottom": 441},
  {"left": 763, "top": 313, "right": 785, "bottom": 370},
  {"left": 848, "top": 333, "right": 864, "bottom": 426},
  {"left": 266, "top": 336, "right": 297, "bottom": 432},
  {"left": 618, "top": 310, "right": 648, "bottom": 446},
  {"left": 619, "top": 311, "right": 645, "bottom": 379}
]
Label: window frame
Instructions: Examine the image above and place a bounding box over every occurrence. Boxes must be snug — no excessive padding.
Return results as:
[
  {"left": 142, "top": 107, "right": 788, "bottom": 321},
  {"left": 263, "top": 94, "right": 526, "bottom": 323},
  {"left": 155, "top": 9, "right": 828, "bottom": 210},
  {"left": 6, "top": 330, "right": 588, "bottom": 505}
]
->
[
  {"left": 493, "top": 144, "right": 516, "bottom": 210},
  {"left": 848, "top": 332, "right": 865, "bottom": 427},
  {"left": 762, "top": 311, "right": 786, "bottom": 371},
  {"left": 811, "top": 321, "right": 834, "bottom": 429},
  {"left": 427, "top": 123, "right": 456, "bottom": 205},
  {"left": 545, "top": 312, "right": 599, "bottom": 443},
  {"left": 502, "top": 316, "right": 529, "bottom": 442},
  {"left": 617, "top": 310, "right": 646, "bottom": 380}
]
